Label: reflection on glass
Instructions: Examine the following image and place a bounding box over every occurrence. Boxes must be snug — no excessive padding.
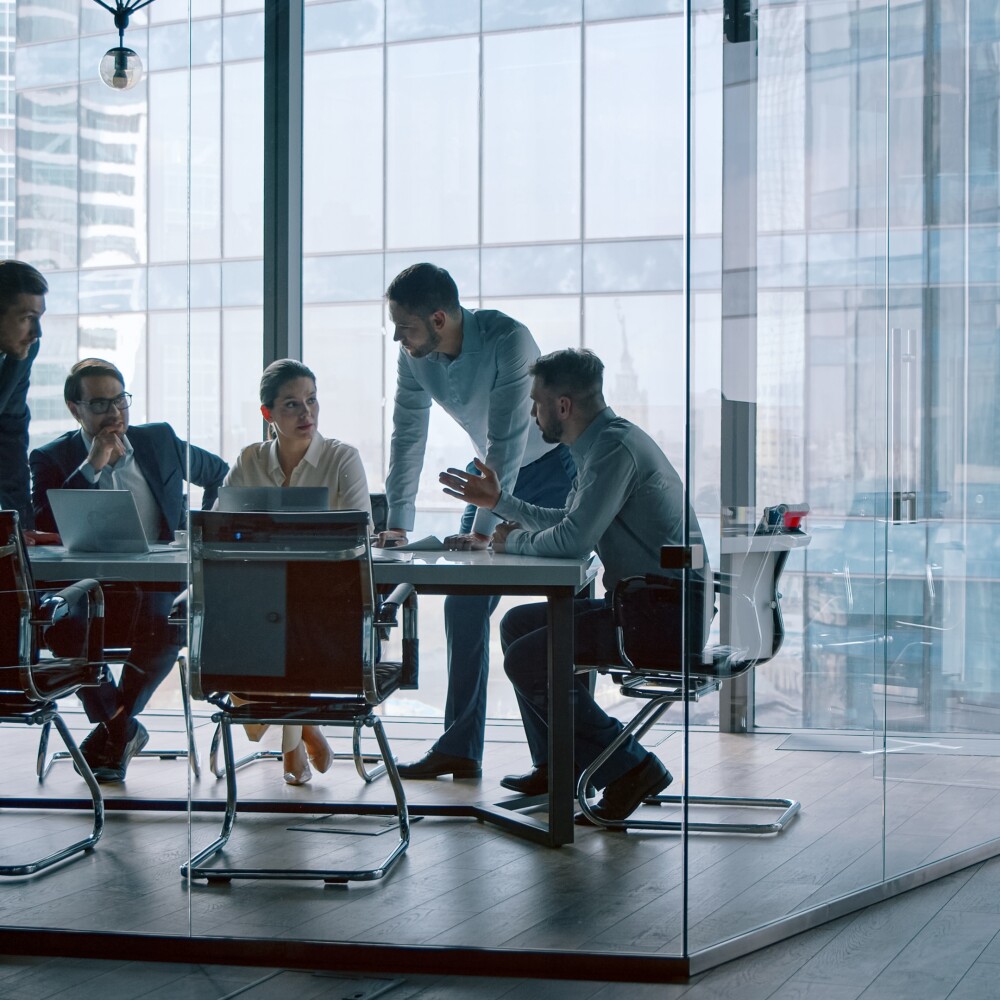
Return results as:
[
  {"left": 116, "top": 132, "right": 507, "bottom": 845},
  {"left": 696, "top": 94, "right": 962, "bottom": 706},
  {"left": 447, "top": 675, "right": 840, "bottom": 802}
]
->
[
  {"left": 479, "top": 296, "right": 580, "bottom": 357},
  {"left": 222, "top": 60, "right": 263, "bottom": 257},
  {"left": 483, "top": 0, "right": 581, "bottom": 32},
  {"left": 221, "top": 307, "right": 264, "bottom": 465},
  {"left": 583, "top": 239, "right": 682, "bottom": 293},
  {"left": 386, "top": 37, "right": 478, "bottom": 248},
  {"left": 585, "top": 17, "right": 684, "bottom": 238},
  {"left": 303, "top": 48, "right": 383, "bottom": 254},
  {"left": 482, "top": 28, "right": 580, "bottom": 243},
  {"left": 385, "top": 0, "right": 479, "bottom": 42},
  {"left": 481, "top": 244, "right": 581, "bottom": 297},
  {"left": 150, "top": 69, "right": 209, "bottom": 265},
  {"left": 303, "top": 303, "right": 384, "bottom": 477},
  {"left": 303, "top": 254, "right": 384, "bottom": 304},
  {"left": 77, "top": 312, "right": 148, "bottom": 418},
  {"left": 304, "top": 0, "right": 383, "bottom": 52}
]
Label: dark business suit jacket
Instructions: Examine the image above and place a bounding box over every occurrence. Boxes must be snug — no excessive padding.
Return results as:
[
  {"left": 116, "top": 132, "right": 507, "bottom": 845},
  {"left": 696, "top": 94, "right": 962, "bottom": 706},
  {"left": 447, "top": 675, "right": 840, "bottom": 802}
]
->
[
  {"left": 30, "top": 422, "right": 229, "bottom": 540},
  {"left": 0, "top": 339, "right": 39, "bottom": 526}
]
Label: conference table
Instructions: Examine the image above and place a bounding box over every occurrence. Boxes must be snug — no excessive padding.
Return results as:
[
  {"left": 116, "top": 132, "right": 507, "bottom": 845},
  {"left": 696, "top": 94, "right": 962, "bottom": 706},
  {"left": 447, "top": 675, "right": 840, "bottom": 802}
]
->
[{"left": 28, "top": 543, "right": 598, "bottom": 848}]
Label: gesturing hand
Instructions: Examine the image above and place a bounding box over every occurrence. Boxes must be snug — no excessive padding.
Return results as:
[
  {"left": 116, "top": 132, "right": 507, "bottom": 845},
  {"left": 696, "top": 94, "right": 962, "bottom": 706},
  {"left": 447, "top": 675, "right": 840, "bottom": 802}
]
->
[{"left": 438, "top": 457, "right": 501, "bottom": 510}]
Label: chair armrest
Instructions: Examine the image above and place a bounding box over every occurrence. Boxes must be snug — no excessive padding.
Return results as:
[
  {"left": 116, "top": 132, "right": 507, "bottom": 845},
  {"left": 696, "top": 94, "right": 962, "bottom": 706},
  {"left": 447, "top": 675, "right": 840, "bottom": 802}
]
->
[
  {"left": 39, "top": 578, "right": 106, "bottom": 664},
  {"left": 375, "top": 582, "right": 414, "bottom": 627}
]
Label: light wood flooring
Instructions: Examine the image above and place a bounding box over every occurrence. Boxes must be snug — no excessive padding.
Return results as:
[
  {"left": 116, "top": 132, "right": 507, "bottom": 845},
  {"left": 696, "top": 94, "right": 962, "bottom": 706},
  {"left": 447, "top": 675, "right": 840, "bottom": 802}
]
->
[{"left": 2, "top": 709, "right": 1000, "bottom": 988}]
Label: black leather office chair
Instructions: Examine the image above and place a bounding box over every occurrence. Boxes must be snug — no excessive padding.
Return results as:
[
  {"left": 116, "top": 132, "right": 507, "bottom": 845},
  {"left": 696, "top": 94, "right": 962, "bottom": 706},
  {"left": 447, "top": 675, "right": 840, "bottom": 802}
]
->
[
  {"left": 576, "top": 505, "right": 809, "bottom": 834},
  {"left": 36, "top": 581, "right": 201, "bottom": 781},
  {"left": 0, "top": 510, "right": 108, "bottom": 876},
  {"left": 182, "top": 509, "right": 417, "bottom": 884}
]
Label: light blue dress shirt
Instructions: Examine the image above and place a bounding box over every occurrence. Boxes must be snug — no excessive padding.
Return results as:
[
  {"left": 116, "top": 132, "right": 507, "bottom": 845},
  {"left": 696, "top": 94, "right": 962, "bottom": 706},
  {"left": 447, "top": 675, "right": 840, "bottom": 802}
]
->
[{"left": 385, "top": 307, "right": 555, "bottom": 537}]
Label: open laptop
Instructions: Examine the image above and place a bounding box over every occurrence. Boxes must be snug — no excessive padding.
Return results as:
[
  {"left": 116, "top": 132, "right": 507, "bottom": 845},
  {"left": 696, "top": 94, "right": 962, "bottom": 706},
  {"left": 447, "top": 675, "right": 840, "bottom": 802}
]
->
[
  {"left": 216, "top": 485, "right": 330, "bottom": 513},
  {"left": 48, "top": 489, "right": 163, "bottom": 554}
]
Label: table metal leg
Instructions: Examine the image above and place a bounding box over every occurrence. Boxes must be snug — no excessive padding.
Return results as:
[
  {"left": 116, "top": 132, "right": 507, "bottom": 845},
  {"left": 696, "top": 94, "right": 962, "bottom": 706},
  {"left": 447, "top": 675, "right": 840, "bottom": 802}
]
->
[{"left": 547, "top": 591, "right": 575, "bottom": 846}]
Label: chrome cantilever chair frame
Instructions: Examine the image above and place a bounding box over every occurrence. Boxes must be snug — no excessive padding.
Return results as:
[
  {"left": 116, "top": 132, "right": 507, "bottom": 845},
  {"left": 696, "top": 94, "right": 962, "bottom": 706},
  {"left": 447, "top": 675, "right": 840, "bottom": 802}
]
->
[
  {"left": 181, "top": 509, "right": 415, "bottom": 885},
  {"left": 37, "top": 586, "right": 201, "bottom": 781},
  {"left": 577, "top": 524, "right": 810, "bottom": 834},
  {"left": 0, "top": 510, "right": 108, "bottom": 876},
  {"left": 204, "top": 582, "right": 415, "bottom": 784}
]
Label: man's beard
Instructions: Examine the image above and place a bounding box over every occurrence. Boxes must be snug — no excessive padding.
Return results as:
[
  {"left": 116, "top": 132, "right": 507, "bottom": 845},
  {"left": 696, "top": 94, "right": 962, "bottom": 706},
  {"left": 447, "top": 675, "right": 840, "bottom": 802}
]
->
[
  {"left": 407, "top": 320, "right": 441, "bottom": 359},
  {"left": 539, "top": 420, "right": 563, "bottom": 445}
]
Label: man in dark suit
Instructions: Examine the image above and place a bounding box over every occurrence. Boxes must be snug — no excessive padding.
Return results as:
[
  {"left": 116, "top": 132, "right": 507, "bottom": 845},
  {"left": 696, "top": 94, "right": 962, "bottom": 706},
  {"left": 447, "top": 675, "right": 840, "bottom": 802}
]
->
[
  {"left": 0, "top": 260, "right": 48, "bottom": 534},
  {"left": 31, "top": 358, "right": 229, "bottom": 782}
]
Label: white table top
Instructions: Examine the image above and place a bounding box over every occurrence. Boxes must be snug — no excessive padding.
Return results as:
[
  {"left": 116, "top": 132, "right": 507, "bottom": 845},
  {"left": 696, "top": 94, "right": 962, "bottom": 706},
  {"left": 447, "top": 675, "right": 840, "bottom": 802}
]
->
[{"left": 28, "top": 544, "right": 598, "bottom": 593}]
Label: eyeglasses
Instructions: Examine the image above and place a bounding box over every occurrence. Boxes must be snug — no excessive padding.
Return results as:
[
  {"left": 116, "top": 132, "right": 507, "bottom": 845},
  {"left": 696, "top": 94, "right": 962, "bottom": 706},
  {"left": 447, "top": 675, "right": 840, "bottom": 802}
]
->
[{"left": 75, "top": 392, "right": 132, "bottom": 414}]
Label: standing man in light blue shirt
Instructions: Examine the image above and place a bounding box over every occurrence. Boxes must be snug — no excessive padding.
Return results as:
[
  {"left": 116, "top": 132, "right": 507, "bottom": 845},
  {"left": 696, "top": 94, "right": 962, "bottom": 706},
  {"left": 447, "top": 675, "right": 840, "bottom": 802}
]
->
[
  {"left": 379, "top": 263, "right": 575, "bottom": 779},
  {"left": 439, "top": 348, "right": 711, "bottom": 823}
]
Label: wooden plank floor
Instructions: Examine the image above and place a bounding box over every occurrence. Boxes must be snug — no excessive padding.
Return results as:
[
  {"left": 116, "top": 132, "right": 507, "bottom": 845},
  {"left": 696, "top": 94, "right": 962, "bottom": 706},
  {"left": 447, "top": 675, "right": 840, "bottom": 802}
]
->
[
  {"left": 2, "top": 710, "right": 1000, "bottom": 974},
  {"left": 4, "top": 859, "right": 1000, "bottom": 998}
]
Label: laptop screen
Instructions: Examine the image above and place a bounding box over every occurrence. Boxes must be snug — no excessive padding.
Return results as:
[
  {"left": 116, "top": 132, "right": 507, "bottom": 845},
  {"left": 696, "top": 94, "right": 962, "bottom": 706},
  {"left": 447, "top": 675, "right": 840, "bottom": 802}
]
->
[
  {"left": 47, "top": 489, "right": 151, "bottom": 553},
  {"left": 216, "top": 485, "right": 331, "bottom": 513}
]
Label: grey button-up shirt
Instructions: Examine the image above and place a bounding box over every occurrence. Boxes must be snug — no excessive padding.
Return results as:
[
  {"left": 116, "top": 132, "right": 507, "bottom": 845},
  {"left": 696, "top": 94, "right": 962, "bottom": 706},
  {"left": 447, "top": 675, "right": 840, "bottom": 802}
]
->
[
  {"left": 386, "top": 307, "right": 555, "bottom": 537},
  {"left": 493, "top": 407, "right": 708, "bottom": 592}
]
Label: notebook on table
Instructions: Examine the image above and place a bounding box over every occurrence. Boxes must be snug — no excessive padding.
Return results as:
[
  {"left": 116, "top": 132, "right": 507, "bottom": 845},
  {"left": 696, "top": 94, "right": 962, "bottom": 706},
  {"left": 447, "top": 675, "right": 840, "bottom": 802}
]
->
[
  {"left": 48, "top": 489, "right": 164, "bottom": 554},
  {"left": 216, "top": 485, "right": 331, "bottom": 513}
]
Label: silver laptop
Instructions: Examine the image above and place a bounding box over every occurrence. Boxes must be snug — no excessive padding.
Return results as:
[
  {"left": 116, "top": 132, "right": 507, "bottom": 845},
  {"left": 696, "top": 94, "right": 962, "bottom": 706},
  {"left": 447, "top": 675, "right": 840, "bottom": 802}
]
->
[
  {"left": 216, "top": 485, "right": 330, "bottom": 513},
  {"left": 48, "top": 489, "right": 156, "bottom": 554}
]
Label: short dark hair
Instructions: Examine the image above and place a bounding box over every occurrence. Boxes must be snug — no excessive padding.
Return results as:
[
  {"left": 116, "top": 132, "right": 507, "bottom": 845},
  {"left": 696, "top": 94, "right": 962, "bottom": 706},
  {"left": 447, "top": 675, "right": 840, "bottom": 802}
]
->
[
  {"left": 64, "top": 358, "right": 125, "bottom": 404},
  {"left": 0, "top": 260, "right": 48, "bottom": 311},
  {"left": 386, "top": 263, "right": 460, "bottom": 318},
  {"left": 259, "top": 358, "right": 316, "bottom": 408},
  {"left": 530, "top": 348, "right": 605, "bottom": 402}
]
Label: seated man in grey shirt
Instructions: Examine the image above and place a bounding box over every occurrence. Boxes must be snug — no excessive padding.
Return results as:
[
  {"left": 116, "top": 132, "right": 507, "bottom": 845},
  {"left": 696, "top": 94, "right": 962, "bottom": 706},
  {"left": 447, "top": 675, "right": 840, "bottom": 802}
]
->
[{"left": 439, "top": 348, "right": 711, "bottom": 823}]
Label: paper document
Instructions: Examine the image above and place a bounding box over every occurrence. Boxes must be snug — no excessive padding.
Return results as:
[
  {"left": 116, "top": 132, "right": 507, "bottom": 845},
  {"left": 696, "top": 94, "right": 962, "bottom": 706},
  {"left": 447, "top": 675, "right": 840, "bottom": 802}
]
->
[{"left": 390, "top": 535, "right": 445, "bottom": 552}]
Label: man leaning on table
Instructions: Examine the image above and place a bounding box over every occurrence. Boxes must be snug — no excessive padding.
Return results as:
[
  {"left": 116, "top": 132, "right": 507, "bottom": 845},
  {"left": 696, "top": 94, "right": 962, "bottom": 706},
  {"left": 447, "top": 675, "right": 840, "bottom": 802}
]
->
[
  {"left": 378, "top": 263, "right": 575, "bottom": 780},
  {"left": 0, "top": 260, "right": 49, "bottom": 540},
  {"left": 439, "top": 347, "right": 712, "bottom": 824},
  {"left": 30, "top": 358, "right": 228, "bottom": 783}
]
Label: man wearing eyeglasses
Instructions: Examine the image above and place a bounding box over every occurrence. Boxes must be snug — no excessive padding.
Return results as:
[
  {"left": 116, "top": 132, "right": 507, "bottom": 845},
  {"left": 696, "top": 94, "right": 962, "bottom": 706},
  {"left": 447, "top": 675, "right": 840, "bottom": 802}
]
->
[
  {"left": 29, "top": 358, "right": 229, "bottom": 783},
  {"left": 0, "top": 260, "right": 48, "bottom": 538}
]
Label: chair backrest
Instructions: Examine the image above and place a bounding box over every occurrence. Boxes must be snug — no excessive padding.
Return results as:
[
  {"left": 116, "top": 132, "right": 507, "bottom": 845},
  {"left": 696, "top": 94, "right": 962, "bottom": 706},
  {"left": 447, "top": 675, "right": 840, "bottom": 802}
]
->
[
  {"left": 713, "top": 515, "right": 811, "bottom": 671},
  {"left": 0, "top": 509, "right": 107, "bottom": 705},
  {"left": 188, "top": 509, "right": 377, "bottom": 702},
  {"left": 0, "top": 510, "right": 35, "bottom": 684},
  {"left": 614, "top": 520, "right": 809, "bottom": 676}
]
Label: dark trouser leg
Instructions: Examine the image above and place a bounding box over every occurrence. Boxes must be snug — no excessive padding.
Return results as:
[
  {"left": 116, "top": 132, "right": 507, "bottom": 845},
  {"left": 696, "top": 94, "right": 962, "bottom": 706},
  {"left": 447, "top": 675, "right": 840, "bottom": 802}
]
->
[
  {"left": 501, "top": 599, "right": 648, "bottom": 789},
  {"left": 434, "top": 446, "right": 576, "bottom": 760},
  {"left": 437, "top": 592, "right": 501, "bottom": 760},
  {"left": 115, "top": 591, "right": 181, "bottom": 722},
  {"left": 78, "top": 589, "right": 180, "bottom": 728}
]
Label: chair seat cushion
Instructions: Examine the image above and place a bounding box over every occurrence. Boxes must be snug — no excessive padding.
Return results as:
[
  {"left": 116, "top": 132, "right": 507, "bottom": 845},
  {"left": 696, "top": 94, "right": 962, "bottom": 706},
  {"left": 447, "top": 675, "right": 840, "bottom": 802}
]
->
[
  {"left": 30, "top": 660, "right": 108, "bottom": 701},
  {"left": 220, "top": 658, "right": 405, "bottom": 721}
]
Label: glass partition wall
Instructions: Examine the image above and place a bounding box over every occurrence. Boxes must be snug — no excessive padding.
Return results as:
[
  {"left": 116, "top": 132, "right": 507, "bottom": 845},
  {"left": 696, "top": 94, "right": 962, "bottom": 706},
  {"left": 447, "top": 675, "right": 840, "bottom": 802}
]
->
[{"left": 4, "top": 0, "right": 1000, "bottom": 981}]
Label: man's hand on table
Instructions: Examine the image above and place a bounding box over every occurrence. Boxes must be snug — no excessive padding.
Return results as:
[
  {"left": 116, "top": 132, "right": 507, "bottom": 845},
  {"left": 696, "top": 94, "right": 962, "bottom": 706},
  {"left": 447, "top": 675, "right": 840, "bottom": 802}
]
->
[
  {"left": 443, "top": 531, "right": 490, "bottom": 551},
  {"left": 491, "top": 521, "right": 520, "bottom": 554},
  {"left": 376, "top": 529, "right": 408, "bottom": 549}
]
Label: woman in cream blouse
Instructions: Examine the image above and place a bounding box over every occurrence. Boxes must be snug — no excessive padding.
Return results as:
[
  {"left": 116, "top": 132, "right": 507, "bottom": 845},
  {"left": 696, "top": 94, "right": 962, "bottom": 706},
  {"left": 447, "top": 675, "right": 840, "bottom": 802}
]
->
[{"left": 224, "top": 358, "right": 372, "bottom": 785}]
